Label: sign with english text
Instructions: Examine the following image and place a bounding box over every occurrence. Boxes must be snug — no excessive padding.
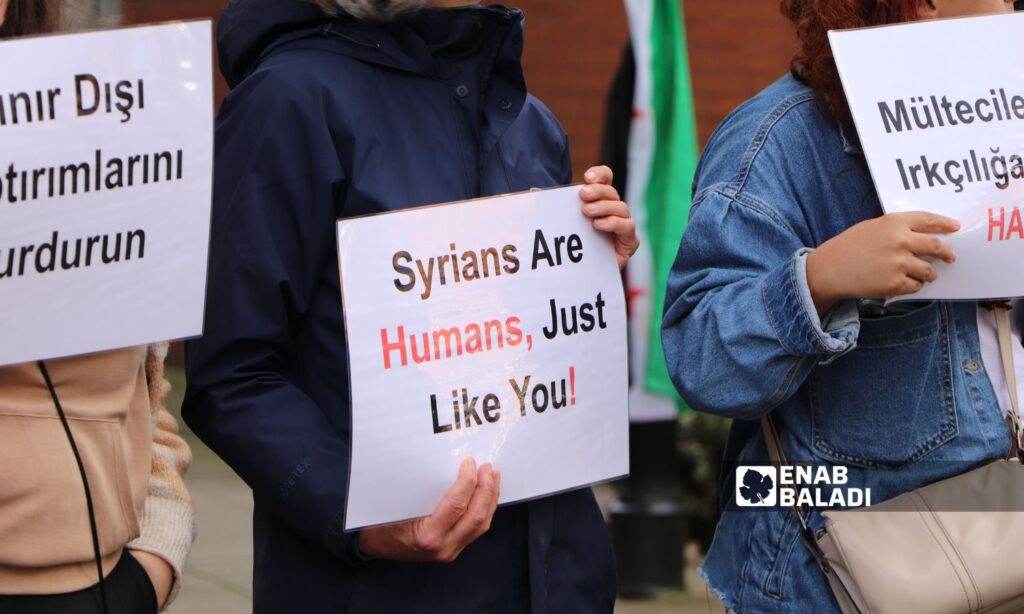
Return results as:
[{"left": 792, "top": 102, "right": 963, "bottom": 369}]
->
[
  {"left": 0, "top": 22, "right": 214, "bottom": 365},
  {"left": 830, "top": 13, "right": 1024, "bottom": 300},
  {"left": 337, "top": 186, "right": 629, "bottom": 530}
]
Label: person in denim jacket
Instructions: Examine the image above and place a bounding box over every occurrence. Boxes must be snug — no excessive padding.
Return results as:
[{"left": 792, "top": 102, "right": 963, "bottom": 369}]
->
[{"left": 661, "top": 0, "right": 1021, "bottom": 611}]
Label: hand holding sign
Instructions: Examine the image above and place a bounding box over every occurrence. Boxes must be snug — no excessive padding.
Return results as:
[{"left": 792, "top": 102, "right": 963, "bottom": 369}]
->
[
  {"left": 807, "top": 211, "right": 960, "bottom": 314},
  {"left": 579, "top": 166, "right": 639, "bottom": 270},
  {"left": 829, "top": 12, "right": 1024, "bottom": 300},
  {"left": 359, "top": 459, "right": 500, "bottom": 562}
]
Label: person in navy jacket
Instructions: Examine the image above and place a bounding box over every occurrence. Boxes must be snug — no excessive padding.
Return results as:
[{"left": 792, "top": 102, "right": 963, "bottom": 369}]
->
[{"left": 183, "top": 1, "right": 639, "bottom": 611}]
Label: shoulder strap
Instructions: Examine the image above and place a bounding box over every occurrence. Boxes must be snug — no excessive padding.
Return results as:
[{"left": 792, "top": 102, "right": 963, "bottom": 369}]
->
[
  {"left": 761, "top": 414, "right": 787, "bottom": 465},
  {"left": 760, "top": 414, "right": 863, "bottom": 613},
  {"left": 994, "top": 305, "right": 1024, "bottom": 458}
]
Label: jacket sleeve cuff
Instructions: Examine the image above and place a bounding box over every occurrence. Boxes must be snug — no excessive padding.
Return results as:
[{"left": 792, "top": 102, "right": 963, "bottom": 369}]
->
[
  {"left": 762, "top": 248, "right": 859, "bottom": 361},
  {"left": 324, "top": 510, "right": 372, "bottom": 566},
  {"left": 127, "top": 497, "right": 197, "bottom": 609}
]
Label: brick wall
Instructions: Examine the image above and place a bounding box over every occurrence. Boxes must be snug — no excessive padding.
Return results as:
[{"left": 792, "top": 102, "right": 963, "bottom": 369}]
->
[
  {"left": 123, "top": 0, "right": 797, "bottom": 174},
  {"left": 684, "top": 0, "right": 796, "bottom": 143},
  {"left": 512, "top": 0, "right": 629, "bottom": 179}
]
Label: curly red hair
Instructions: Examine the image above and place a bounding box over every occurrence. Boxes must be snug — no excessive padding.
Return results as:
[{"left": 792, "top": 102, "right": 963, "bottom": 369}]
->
[{"left": 781, "top": 0, "right": 932, "bottom": 126}]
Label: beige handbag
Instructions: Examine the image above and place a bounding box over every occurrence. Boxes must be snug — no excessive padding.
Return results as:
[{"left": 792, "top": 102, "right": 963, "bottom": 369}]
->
[{"left": 763, "top": 304, "right": 1024, "bottom": 614}]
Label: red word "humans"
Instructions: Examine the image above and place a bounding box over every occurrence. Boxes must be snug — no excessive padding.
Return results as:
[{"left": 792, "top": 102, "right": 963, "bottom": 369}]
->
[
  {"left": 988, "top": 206, "right": 1024, "bottom": 242},
  {"left": 381, "top": 317, "right": 526, "bottom": 369}
]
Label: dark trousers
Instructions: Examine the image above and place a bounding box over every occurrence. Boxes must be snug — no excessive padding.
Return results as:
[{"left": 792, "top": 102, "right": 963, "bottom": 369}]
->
[{"left": 0, "top": 551, "right": 157, "bottom": 614}]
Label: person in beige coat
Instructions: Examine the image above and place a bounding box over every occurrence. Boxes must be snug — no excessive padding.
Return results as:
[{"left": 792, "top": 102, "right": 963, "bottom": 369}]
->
[{"left": 0, "top": 346, "right": 196, "bottom": 614}]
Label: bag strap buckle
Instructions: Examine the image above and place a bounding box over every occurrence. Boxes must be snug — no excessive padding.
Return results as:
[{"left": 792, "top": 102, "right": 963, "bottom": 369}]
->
[{"left": 990, "top": 302, "right": 1024, "bottom": 461}]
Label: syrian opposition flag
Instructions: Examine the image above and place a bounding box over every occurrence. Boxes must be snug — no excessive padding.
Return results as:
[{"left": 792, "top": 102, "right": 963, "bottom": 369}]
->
[{"left": 622, "top": 0, "right": 699, "bottom": 421}]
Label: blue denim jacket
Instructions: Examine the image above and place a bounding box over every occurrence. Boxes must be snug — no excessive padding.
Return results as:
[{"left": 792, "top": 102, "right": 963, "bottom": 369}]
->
[{"left": 661, "top": 75, "right": 1014, "bottom": 612}]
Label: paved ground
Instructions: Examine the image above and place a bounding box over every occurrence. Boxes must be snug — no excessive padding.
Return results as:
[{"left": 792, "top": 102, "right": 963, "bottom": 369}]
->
[{"left": 165, "top": 368, "right": 724, "bottom": 613}]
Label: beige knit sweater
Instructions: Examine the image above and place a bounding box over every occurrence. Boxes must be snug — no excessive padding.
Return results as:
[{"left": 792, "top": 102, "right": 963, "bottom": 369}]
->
[{"left": 0, "top": 344, "right": 196, "bottom": 606}]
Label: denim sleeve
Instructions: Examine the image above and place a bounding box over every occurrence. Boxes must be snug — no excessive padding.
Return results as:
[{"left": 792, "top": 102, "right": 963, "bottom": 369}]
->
[
  {"left": 661, "top": 190, "right": 859, "bottom": 419},
  {"left": 765, "top": 248, "right": 860, "bottom": 359}
]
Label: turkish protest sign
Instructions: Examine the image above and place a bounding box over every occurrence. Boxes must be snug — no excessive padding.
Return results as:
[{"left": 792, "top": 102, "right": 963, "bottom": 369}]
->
[
  {"left": 0, "top": 22, "right": 213, "bottom": 366},
  {"left": 337, "top": 186, "right": 630, "bottom": 530},
  {"left": 830, "top": 13, "right": 1024, "bottom": 300}
]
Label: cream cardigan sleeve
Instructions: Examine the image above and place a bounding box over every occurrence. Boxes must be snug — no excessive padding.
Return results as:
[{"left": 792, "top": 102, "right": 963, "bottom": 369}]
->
[{"left": 127, "top": 343, "right": 197, "bottom": 608}]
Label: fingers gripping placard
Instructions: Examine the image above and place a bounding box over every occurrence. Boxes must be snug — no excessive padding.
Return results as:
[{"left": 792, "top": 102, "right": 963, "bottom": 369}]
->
[{"left": 337, "top": 186, "right": 630, "bottom": 530}]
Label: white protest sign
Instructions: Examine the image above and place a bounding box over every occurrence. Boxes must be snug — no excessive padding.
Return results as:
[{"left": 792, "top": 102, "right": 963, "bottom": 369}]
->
[
  {"left": 830, "top": 13, "right": 1024, "bottom": 300},
  {"left": 337, "top": 186, "right": 629, "bottom": 530},
  {"left": 0, "top": 22, "right": 213, "bottom": 366}
]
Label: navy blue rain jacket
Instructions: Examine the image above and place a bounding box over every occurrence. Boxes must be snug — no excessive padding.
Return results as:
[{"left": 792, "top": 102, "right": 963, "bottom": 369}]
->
[{"left": 183, "top": 1, "right": 617, "bottom": 612}]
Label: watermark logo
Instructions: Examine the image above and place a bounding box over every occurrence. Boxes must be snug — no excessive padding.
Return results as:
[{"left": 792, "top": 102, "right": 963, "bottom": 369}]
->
[
  {"left": 736, "top": 465, "right": 872, "bottom": 508},
  {"left": 736, "top": 466, "right": 777, "bottom": 507}
]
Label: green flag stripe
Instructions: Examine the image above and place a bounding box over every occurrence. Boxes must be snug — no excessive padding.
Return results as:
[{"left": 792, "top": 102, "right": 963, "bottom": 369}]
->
[{"left": 643, "top": 0, "right": 699, "bottom": 401}]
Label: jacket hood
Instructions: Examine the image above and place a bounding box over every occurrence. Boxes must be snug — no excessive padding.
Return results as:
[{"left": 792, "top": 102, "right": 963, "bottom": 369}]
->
[
  {"left": 218, "top": 0, "right": 329, "bottom": 88},
  {"left": 218, "top": 0, "right": 522, "bottom": 89}
]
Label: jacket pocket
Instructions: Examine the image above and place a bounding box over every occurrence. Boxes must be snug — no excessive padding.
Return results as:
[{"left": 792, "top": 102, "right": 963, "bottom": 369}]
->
[
  {"left": 808, "top": 302, "right": 958, "bottom": 469},
  {"left": 0, "top": 414, "right": 138, "bottom": 567}
]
